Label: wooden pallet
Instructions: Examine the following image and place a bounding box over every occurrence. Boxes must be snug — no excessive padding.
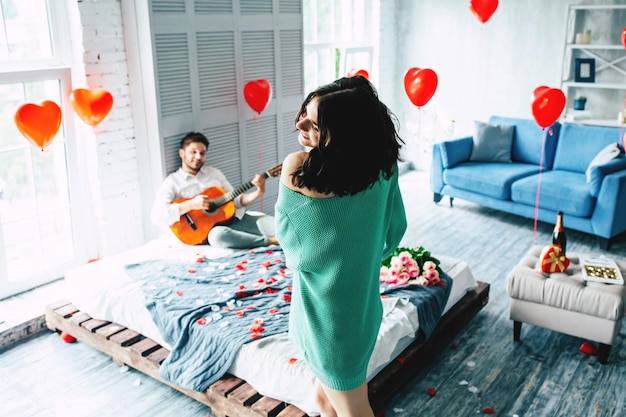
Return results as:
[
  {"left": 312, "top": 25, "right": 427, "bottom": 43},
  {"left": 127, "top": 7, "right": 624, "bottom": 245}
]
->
[{"left": 45, "top": 281, "right": 489, "bottom": 417}]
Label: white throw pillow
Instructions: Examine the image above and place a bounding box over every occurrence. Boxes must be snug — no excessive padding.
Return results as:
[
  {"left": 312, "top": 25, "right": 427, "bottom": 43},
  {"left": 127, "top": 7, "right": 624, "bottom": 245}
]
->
[
  {"left": 585, "top": 142, "right": 624, "bottom": 182},
  {"left": 469, "top": 121, "right": 515, "bottom": 162}
]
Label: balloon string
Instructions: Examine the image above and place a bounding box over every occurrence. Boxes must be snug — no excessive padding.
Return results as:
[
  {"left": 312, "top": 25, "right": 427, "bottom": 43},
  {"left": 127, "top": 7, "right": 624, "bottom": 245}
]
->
[
  {"left": 621, "top": 92, "right": 626, "bottom": 149},
  {"left": 255, "top": 114, "right": 263, "bottom": 212},
  {"left": 533, "top": 128, "right": 548, "bottom": 241}
]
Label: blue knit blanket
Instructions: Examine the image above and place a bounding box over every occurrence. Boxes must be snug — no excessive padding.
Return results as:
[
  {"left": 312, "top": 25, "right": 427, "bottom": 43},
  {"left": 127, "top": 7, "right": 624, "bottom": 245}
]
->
[{"left": 124, "top": 247, "right": 451, "bottom": 392}]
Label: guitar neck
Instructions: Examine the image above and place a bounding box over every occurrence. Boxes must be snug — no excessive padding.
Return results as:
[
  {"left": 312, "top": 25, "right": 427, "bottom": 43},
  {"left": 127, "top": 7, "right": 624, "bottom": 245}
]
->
[{"left": 213, "top": 171, "right": 271, "bottom": 208}]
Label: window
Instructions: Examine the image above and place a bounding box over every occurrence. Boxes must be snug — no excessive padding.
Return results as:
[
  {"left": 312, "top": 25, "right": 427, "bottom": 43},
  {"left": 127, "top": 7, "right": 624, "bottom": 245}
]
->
[
  {"left": 302, "top": 0, "right": 379, "bottom": 94},
  {"left": 0, "top": 0, "right": 83, "bottom": 298}
]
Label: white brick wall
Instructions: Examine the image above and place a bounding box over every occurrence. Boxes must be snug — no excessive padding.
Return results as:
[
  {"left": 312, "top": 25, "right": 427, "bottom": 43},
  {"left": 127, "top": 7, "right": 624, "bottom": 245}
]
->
[{"left": 76, "top": 0, "right": 145, "bottom": 257}]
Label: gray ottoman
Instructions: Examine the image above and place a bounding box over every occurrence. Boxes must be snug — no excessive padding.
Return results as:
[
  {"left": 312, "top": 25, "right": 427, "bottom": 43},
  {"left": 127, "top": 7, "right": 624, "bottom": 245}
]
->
[{"left": 506, "top": 245, "right": 626, "bottom": 363}]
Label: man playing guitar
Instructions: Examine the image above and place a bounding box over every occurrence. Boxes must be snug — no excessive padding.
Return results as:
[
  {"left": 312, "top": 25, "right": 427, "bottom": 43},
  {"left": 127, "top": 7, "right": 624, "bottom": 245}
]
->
[{"left": 150, "top": 132, "right": 279, "bottom": 248}]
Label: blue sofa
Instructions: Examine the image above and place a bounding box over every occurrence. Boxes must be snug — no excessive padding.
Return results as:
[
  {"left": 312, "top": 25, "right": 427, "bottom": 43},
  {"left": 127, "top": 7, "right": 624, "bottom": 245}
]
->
[{"left": 430, "top": 116, "right": 626, "bottom": 248}]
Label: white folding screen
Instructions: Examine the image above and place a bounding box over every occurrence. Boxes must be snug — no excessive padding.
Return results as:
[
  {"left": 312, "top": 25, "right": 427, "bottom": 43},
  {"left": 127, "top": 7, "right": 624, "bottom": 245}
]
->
[{"left": 147, "top": 0, "right": 304, "bottom": 214}]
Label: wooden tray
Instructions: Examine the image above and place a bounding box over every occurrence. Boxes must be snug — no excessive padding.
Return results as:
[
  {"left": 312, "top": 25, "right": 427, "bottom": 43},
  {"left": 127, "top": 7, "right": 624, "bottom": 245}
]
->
[{"left": 45, "top": 281, "right": 489, "bottom": 417}]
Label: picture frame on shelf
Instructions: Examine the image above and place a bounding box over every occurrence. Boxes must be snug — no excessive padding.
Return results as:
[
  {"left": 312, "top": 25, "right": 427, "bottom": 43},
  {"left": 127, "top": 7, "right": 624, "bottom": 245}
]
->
[{"left": 574, "top": 58, "right": 595, "bottom": 83}]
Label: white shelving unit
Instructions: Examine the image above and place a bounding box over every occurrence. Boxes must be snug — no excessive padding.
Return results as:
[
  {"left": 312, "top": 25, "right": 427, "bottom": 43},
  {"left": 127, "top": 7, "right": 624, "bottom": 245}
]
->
[{"left": 561, "top": 4, "right": 626, "bottom": 127}]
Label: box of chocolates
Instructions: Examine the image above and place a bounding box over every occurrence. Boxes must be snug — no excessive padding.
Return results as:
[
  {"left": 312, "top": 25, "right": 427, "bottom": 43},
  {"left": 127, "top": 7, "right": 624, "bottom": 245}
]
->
[{"left": 581, "top": 257, "right": 624, "bottom": 285}]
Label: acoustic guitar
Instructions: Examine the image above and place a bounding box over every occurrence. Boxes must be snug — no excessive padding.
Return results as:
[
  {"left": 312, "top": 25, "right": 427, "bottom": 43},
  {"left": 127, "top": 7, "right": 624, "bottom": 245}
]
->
[{"left": 170, "top": 163, "right": 282, "bottom": 245}]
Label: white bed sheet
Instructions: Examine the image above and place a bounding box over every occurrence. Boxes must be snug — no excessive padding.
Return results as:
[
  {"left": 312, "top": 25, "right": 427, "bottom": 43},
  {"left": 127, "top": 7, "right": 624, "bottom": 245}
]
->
[{"left": 64, "top": 235, "right": 477, "bottom": 416}]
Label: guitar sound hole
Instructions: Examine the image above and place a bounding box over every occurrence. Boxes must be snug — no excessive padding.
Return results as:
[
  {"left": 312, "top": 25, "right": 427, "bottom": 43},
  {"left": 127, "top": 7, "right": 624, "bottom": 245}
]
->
[{"left": 206, "top": 201, "right": 219, "bottom": 214}]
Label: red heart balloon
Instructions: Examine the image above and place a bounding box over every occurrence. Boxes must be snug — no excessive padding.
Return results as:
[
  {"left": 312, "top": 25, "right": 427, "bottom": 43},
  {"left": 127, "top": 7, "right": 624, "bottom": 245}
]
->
[
  {"left": 533, "top": 85, "right": 549, "bottom": 99},
  {"left": 347, "top": 68, "right": 369, "bottom": 79},
  {"left": 532, "top": 87, "right": 566, "bottom": 129},
  {"left": 404, "top": 67, "right": 438, "bottom": 108},
  {"left": 14, "top": 100, "right": 62, "bottom": 151},
  {"left": 70, "top": 88, "right": 114, "bottom": 127},
  {"left": 244, "top": 79, "right": 272, "bottom": 114},
  {"left": 621, "top": 26, "right": 626, "bottom": 49},
  {"left": 470, "top": 0, "right": 499, "bottom": 24}
]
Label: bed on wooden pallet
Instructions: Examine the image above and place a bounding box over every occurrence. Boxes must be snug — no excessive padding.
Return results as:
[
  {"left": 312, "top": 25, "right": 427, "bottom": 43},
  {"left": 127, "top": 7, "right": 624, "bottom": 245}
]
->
[
  {"left": 45, "top": 283, "right": 488, "bottom": 416},
  {"left": 44, "top": 236, "right": 489, "bottom": 417}
]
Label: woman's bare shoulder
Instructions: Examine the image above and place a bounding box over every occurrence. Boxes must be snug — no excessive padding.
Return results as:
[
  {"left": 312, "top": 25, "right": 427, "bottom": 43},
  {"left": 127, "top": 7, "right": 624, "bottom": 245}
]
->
[
  {"left": 280, "top": 151, "right": 334, "bottom": 199},
  {"left": 280, "top": 152, "right": 307, "bottom": 191}
]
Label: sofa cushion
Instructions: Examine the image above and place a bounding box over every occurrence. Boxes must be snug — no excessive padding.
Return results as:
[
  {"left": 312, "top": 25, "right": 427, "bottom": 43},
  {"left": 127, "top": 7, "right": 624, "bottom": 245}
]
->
[
  {"left": 586, "top": 142, "right": 624, "bottom": 181},
  {"left": 511, "top": 170, "right": 594, "bottom": 217},
  {"left": 469, "top": 121, "right": 514, "bottom": 162},
  {"left": 588, "top": 156, "right": 626, "bottom": 197},
  {"left": 443, "top": 162, "right": 541, "bottom": 200},
  {"left": 552, "top": 124, "right": 622, "bottom": 173},
  {"left": 488, "top": 116, "right": 560, "bottom": 169}
]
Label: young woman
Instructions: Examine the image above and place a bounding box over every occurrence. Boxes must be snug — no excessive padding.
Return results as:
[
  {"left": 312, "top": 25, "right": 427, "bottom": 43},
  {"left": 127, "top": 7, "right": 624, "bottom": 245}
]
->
[{"left": 275, "top": 76, "right": 407, "bottom": 417}]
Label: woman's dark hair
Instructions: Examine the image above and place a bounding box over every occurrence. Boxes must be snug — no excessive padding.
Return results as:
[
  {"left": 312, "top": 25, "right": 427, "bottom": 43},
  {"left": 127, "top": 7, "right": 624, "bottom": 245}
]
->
[
  {"left": 180, "top": 132, "right": 209, "bottom": 150},
  {"left": 292, "top": 76, "right": 403, "bottom": 196}
]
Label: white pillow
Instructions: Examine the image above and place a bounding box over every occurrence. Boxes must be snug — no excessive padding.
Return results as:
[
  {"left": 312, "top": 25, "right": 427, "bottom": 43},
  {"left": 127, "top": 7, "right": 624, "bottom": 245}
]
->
[
  {"left": 469, "top": 121, "right": 515, "bottom": 162},
  {"left": 585, "top": 142, "right": 624, "bottom": 182}
]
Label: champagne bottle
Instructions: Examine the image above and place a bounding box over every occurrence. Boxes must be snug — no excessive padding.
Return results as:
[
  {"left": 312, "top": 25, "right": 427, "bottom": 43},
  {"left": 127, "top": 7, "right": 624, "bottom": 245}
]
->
[{"left": 552, "top": 211, "right": 567, "bottom": 256}]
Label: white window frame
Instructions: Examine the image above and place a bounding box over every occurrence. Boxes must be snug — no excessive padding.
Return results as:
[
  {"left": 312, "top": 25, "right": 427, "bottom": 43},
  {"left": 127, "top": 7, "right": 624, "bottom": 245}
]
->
[
  {"left": 303, "top": 0, "right": 380, "bottom": 93},
  {"left": 0, "top": 1, "right": 92, "bottom": 298}
]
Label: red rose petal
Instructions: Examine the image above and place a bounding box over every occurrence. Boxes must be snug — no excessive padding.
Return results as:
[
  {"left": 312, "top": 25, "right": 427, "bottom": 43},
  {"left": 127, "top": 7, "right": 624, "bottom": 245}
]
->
[
  {"left": 482, "top": 407, "right": 496, "bottom": 414},
  {"left": 196, "top": 317, "right": 207, "bottom": 325},
  {"left": 246, "top": 306, "right": 255, "bottom": 310},
  {"left": 288, "top": 357, "right": 298, "bottom": 364},
  {"left": 579, "top": 341, "right": 598, "bottom": 356},
  {"left": 396, "top": 357, "right": 406, "bottom": 364},
  {"left": 236, "top": 264, "right": 246, "bottom": 271},
  {"left": 239, "top": 284, "right": 247, "bottom": 290},
  {"left": 188, "top": 268, "right": 196, "bottom": 273},
  {"left": 265, "top": 250, "right": 273, "bottom": 255},
  {"left": 235, "top": 311, "right": 245, "bottom": 317},
  {"left": 60, "top": 331, "right": 76, "bottom": 343},
  {"left": 426, "top": 388, "right": 436, "bottom": 396},
  {"left": 176, "top": 290, "right": 183, "bottom": 296},
  {"left": 269, "top": 308, "right": 280, "bottom": 314},
  {"left": 283, "top": 294, "right": 291, "bottom": 302},
  {"left": 196, "top": 257, "right": 204, "bottom": 263},
  {"left": 450, "top": 343, "right": 458, "bottom": 350},
  {"left": 223, "top": 307, "right": 232, "bottom": 312},
  {"left": 250, "top": 331, "right": 262, "bottom": 339}
]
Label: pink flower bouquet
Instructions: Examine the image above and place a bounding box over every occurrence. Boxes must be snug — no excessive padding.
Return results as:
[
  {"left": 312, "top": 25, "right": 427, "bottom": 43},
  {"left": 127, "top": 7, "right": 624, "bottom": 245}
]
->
[{"left": 380, "top": 246, "right": 443, "bottom": 286}]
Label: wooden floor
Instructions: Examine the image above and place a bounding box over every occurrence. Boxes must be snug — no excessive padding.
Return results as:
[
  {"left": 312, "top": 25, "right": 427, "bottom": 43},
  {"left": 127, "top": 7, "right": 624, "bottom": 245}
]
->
[{"left": 1, "top": 169, "right": 625, "bottom": 417}]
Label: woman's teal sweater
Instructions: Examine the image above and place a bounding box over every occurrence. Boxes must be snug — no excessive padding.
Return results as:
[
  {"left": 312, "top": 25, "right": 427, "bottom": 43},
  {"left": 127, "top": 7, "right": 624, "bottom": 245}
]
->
[{"left": 275, "top": 169, "right": 407, "bottom": 391}]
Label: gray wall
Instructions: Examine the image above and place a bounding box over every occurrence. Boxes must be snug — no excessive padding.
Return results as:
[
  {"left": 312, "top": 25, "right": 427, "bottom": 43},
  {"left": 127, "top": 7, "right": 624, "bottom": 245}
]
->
[{"left": 378, "top": 0, "right": 626, "bottom": 168}]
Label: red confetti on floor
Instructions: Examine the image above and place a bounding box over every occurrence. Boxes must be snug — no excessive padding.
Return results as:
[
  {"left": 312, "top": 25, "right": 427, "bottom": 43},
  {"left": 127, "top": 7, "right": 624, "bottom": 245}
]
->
[
  {"left": 482, "top": 407, "right": 496, "bottom": 414},
  {"left": 579, "top": 341, "right": 598, "bottom": 356},
  {"left": 426, "top": 388, "right": 437, "bottom": 396}
]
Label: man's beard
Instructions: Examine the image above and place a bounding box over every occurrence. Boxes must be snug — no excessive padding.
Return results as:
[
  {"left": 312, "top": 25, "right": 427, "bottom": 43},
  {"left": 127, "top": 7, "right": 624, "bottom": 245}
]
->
[{"left": 185, "top": 160, "right": 203, "bottom": 174}]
